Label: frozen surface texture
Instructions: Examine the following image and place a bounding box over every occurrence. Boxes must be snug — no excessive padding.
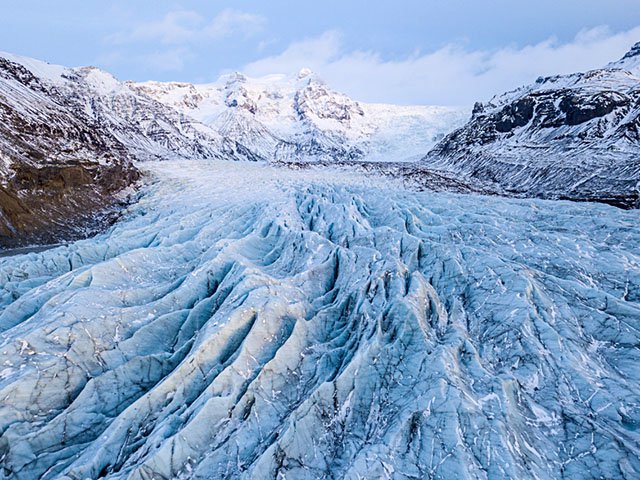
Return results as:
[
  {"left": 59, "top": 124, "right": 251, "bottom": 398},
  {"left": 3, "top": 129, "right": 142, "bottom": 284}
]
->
[
  {"left": 0, "top": 161, "right": 638, "bottom": 479},
  {"left": 0, "top": 50, "right": 467, "bottom": 246}
]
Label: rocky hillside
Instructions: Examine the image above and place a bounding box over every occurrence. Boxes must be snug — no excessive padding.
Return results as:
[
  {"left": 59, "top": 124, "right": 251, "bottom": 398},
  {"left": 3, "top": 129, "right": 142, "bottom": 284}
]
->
[
  {"left": 0, "top": 54, "right": 140, "bottom": 248},
  {"left": 0, "top": 52, "right": 270, "bottom": 248},
  {"left": 0, "top": 51, "right": 469, "bottom": 248},
  {"left": 424, "top": 42, "right": 640, "bottom": 208},
  {"left": 5, "top": 41, "right": 638, "bottom": 251}
]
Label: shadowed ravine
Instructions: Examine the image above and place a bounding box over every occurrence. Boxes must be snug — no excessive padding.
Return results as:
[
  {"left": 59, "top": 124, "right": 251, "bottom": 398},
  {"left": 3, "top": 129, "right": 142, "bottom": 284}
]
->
[{"left": 0, "top": 160, "right": 639, "bottom": 479}]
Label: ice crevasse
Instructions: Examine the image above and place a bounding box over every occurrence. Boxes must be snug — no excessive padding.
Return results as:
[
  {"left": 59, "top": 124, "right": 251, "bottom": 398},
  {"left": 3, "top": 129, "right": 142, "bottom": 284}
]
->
[{"left": 0, "top": 160, "right": 639, "bottom": 479}]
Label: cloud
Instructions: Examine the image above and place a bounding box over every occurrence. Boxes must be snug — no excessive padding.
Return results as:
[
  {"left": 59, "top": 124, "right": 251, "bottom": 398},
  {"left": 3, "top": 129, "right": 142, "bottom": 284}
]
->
[
  {"left": 244, "top": 31, "right": 342, "bottom": 72},
  {"left": 101, "top": 8, "right": 267, "bottom": 74},
  {"left": 141, "top": 48, "right": 196, "bottom": 72},
  {"left": 97, "top": 47, "right": 196, "bottom": 74},
  {"left": 205, "top": 9, "right": 266, "bottom": 40},
  {"left": 242, "top": 26, "right": 640, "bottom": 105},
  {"left": 106, "top": 8, "right": 266, "bottom": 46}
]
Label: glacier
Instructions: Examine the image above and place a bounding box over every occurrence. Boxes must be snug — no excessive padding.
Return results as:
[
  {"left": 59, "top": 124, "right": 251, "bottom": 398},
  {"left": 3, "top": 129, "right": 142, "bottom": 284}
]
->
[{"left": 0, "top": 160, "right": 639, "bottom": 479}]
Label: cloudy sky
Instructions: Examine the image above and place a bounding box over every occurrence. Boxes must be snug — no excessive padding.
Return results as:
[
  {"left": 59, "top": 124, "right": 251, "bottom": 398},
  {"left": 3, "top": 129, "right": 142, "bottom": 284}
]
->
[{"left": 2, "top": 1, "right": 639, "bottom": 105}]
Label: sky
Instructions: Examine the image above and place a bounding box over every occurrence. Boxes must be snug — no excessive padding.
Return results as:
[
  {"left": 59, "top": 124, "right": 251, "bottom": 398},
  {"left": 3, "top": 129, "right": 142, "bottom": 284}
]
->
[{"left": 2, "top": 1, "right": 640, "bottom": 105}]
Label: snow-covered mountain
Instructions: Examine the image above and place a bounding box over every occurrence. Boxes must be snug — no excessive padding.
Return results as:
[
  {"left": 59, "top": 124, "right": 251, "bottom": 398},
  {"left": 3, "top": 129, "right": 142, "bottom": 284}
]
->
[
  {"left": 0, "top": 52, "right": 264, "bottom": 165},
  {"left": 132, "top": 70, "right": 468, "bottom": 163},
  {"left": 0, "top": 51, "right": 469, "bottom": 247},
  {"left": 423, "top": 42, "right": 640, "bottom": 208},
  {"left": 0, "top": 51, "right": 297, "bottom": 248},
  {"left": 1, "top": 44, "right": 640, "bottom": 480},
  {"left": 0, "top": 53, "right": 140, "bottom": 247},
  {"left": 3, "top": 41, "right": 640, "bottom": 251}
]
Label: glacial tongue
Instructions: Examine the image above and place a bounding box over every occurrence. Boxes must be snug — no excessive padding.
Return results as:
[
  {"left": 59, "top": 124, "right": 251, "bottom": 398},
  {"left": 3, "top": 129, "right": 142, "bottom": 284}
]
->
[{"left": 0, "top": 160, "right": 638, "bottom": 479}]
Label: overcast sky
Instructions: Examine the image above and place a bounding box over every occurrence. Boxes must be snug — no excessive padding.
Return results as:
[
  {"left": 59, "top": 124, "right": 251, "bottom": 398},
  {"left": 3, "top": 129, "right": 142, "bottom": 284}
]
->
[{"left": 2, "top": 1, "right": 640, "bottom": 105}]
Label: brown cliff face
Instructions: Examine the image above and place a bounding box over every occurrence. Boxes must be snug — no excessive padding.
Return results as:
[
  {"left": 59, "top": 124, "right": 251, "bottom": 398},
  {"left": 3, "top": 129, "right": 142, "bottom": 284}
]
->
[
  {"left": 0, "top": 160, "right": 139, "bottom": 248},
  {"left": 0, "top": 54, "right": 141, "bottom": 249}
]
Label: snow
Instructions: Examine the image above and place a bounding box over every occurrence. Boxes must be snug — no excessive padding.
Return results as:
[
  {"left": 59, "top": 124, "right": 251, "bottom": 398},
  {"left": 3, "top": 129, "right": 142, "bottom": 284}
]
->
[
  {"left": 0, "top": 51, "right": 68, "bottom": 85},
  {"left": 78, "top": 67, "right": 127, "bottom": 96},
  {"left": 134, "top": 70, "right": 469, "bottom": 163},
  {"left": 1, "top": 160, "right": 639, "bottom": 479},
  {"left": 424, "top": 45, "right": 640, "bottom": 206},
  {"left": 609, "top": 41, "right": 640, "bottom": 75},
  {"left": 1, "top": 44, "right": 640, "bottom": 479},
  {"left": 361, "top": 103, "right": 469, "bottom": 162}
]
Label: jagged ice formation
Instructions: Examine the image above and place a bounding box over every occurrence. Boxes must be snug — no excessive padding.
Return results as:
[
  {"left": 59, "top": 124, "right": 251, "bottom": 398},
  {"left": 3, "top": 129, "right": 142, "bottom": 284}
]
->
[{"left": 0, "top": 161, "right": 639, "bottom": 479}]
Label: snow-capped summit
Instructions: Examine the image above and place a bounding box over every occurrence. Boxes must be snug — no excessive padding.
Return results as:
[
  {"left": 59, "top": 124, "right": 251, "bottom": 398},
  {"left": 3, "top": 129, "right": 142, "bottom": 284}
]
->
[
  {"left": 622, "top": 41, "right": 640, "bottom": 59},
  {"left": 0, "top": 51, "right": 267, "bottom": 246},
  {"left": 297, "top": 67, "right": 314, "bottom": 80},
  {"left": 424, "top": 42, "right": 640, "bottom": 207},
  {"left": 0, "top": 50, "right": 469, "bottom": 245},
  {"left": 133, "top": 70, "right": 468, "bottom": 163},
  {"left": 609, "top": 41, "right": 640, "bottom": 74},
  {"left": 0, "top": 50, "right": 68, "bottom": 85},
  {"left": 0, "top": 52, "right": 141, "bottom": 246}
]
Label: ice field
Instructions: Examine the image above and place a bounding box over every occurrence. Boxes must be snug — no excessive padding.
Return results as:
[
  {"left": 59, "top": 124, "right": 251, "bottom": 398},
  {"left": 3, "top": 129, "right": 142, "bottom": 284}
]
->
[{"left": 1, "top": 160, "right": 639, "bottom": 479}]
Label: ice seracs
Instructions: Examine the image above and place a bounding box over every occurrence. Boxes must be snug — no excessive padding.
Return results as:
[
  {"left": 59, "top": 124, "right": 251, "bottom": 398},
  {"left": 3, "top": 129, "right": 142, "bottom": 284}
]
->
[{"left": 0, "top": 160, "right": 639, "bottom": 479}]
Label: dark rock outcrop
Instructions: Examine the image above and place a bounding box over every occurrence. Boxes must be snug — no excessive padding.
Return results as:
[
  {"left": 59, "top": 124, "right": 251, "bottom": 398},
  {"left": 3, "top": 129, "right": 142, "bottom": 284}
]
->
[
  {"left": 423, "top": 43, "right": 640, "bottom": 208},
  {"left": 0, "top": 54, "right": 142, "bottom": 248},
  {"left": 0, "top": 161, "right": 139, "bottom": 248}
]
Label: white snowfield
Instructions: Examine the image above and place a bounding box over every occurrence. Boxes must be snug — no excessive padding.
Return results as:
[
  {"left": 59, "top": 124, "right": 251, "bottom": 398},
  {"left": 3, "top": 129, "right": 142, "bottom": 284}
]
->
[
  {"left": 0, "top": 49, "right": 469, "bottom": 171},
  {"left": 1, "top": 161, "right": 639, "bottom": 479}
]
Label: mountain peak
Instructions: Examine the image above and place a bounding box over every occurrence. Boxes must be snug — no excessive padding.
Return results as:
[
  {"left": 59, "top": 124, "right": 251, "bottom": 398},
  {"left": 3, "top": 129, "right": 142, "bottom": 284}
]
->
[
  {"left": 621, "top": 41, "right": 640, "bottom": 61},
  {"left": 219, "top": 71, "right": 247, "bottom": 86},
  {"left": 297, "top": 68, "right": 314, "bottom": 80},
  {"left": 609, "top": 41, "right": 640, "bottom": 74}
]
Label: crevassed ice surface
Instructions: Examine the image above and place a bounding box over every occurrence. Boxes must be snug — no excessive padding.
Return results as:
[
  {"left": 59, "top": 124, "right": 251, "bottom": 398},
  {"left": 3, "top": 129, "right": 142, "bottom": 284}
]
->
[{"left": 0, "top": 161, "right": 639, "bottom": 480}]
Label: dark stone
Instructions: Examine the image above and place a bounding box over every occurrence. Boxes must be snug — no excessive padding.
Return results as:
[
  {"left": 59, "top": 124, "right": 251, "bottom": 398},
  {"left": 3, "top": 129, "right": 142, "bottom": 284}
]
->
[
  {"left": 536, "top": 99, "right": 565, "bottom": 129},
  {"left": 494, "top": 97, "right": 535, "bottom": 132},
  {"left": 0, "top": 160, "right": 140, "bottom": 249},
  {"left": 560, "top": 91, "right": 630, "bottom": 126},
  {"left": 621, "top": 42, "right": 640, "bottom": 61},
  {"left": 0, "top": 57, "right": 46, "bottom": 91},
  {"left": 472, "top": 102, "right": 485, "bottom": 118}
]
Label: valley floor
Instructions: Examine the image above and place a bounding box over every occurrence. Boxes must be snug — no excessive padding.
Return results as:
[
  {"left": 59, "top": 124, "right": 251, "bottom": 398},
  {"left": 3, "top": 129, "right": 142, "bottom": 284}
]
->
[{"left": 0, "top": 160, "right": 639, "bottom": 479}]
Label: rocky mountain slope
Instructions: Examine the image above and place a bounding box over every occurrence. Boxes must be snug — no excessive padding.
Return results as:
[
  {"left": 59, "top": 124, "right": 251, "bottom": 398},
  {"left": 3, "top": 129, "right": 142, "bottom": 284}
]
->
[
  {"left": 0, "top": 52, "right": 468, "bottom": 248},
  {"left": 132, "top": 70, "right": 468, "bottom": 163},
  {"left": 4, "top": 42, "right": 639, "bottom": 251},
  {"left": 424, "top": 42, "right": 640, "bottom": 208},
  {"left": 0, "top": 52, "right": 273, "bottom": 248},
  {"left": 0, "top": 53, "right": 140, "bottom": 248},
  {"left": 1, "top": 46, "right": 640, "bottom": 480}
]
